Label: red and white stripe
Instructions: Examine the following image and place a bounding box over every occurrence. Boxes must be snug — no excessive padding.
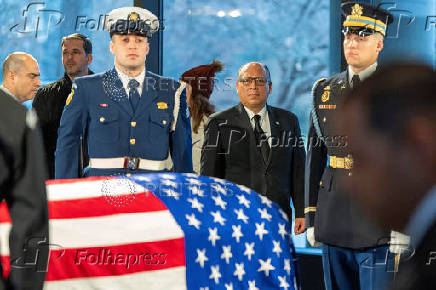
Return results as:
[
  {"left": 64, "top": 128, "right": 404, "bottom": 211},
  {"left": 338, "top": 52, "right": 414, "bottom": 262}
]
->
[{"left": 0, "top": 177, "right": 187, "bottom": 289}]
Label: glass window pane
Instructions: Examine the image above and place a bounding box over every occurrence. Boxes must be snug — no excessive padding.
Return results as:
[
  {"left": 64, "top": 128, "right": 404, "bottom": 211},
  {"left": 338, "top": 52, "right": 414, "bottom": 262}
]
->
[
  {"left": 163, "top": 0, "right": 330, "bottom": 136},
  {"left": 1, "top": 0, "right": 132, "bottom": 85}
]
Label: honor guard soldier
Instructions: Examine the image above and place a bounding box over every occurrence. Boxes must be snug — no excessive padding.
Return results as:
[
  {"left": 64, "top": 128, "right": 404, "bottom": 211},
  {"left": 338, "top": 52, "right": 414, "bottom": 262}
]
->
[
  {"left": 55, "top": 7, "right": 193, "bottom": 178},
  {"left": 304, "top": 2, "right": 406, "bottom": 290}
]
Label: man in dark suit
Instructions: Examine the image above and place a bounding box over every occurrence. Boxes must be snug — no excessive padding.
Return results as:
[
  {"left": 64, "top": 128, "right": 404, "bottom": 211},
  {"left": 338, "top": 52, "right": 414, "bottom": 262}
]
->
[
  {"left": 305, "top": 2, "right": 402, "bottom": 289},
  {"left": 339, "top": 63, "right": 436, "bottom": 290},
  {"left": 201, "top": 62, "right": 306, "bottom": 234},
  {"left": 1, "top": 52, "right": 49, "bottom": 289},
  {"left": 33, "top": 33, "right": 93, "bottom": 179}
]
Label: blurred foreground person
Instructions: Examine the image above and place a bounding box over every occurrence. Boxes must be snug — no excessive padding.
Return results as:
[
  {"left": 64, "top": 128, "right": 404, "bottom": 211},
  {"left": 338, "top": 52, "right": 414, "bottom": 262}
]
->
[
  {"left": 1, "top": 52, "right": 49, "bottom": 289},
  {"left": 1, "top": 52, "right": 41, "bottom": 103},
  {"left": 339, "top": 63, "right": 436, "bottom": 290},
  {"left": 180, "top": 60, "right": 222, "bottom": 173}
]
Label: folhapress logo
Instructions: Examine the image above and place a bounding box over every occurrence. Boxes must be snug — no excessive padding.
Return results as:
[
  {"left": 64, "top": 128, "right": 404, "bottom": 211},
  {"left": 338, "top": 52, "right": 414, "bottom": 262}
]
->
[{"left": 9, "top": 2, "right": 64, "bottom": 39}]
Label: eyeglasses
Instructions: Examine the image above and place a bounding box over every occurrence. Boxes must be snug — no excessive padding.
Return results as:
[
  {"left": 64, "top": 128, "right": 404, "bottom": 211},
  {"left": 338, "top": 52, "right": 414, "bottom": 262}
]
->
[{"left": 238, "top": 77, "right": 268, "bottom": 86}]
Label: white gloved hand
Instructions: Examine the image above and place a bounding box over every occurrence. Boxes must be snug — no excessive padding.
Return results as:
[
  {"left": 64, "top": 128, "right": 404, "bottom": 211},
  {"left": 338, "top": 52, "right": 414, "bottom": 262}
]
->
[
  {"left": 389, "top": 230, "right": 411, "bottom": 254},
  {"left": 306, "top": 227, "right": 322, "bottom": 247}
]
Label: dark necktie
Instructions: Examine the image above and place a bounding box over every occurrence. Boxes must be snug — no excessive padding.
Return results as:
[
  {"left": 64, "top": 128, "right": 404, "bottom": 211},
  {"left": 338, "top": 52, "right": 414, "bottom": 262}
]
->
[
  {"left": 253, "top": 114, "right": 270, "bottom": 164},
  {"left": 351, "top": 74, "right": 361, "bottom": 88},
  {"left": 128, "top": 79, "right": 140, "bottom": 111}
]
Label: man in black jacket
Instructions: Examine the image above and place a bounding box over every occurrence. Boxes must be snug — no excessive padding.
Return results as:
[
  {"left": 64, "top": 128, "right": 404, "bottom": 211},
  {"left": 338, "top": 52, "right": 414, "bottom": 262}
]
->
[
  {"left": 201, "top": 62, "right": 306, "bottom": 235},
  {"left": 339, "top": 63, "right": 436, "bottom": 290},
  {"left": 1, "top": 52, "right": 49, "bottom": 289},
  {"left": 32, "top": 33, "right": 93, "bottom": 178}
]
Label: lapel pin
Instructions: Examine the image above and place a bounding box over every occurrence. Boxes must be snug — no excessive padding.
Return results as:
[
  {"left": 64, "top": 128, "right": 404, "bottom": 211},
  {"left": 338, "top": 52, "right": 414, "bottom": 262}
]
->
[{"left": 275, "top": 121, "right": 280, "bottom": 125}]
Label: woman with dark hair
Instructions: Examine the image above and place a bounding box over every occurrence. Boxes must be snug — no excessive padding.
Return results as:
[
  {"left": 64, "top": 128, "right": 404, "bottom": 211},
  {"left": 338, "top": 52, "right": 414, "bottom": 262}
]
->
[{"left": 181, "top": 60, "right": 223, "bottom": 173}]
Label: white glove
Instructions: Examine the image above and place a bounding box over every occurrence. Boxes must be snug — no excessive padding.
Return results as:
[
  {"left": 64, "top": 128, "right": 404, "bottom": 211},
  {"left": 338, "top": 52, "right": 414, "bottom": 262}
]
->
[
  {"left": 306, "top": 227, "right": 322, "bottom": 247},
  {"left": 389, "top": 230, "right": 410, "bottom": 254}
]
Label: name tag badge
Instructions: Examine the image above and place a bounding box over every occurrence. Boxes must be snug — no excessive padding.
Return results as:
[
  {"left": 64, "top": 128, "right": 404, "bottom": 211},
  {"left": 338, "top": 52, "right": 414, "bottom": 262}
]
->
[{"left": 157, "top": 102, "right": 168, "bottom": 109}]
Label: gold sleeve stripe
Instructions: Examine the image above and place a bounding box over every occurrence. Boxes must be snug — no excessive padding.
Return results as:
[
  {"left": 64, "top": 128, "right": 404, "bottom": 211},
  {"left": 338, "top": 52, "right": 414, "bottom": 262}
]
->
[
  {"left": 304, "top": 207, "right": 317, "bottom": 214},
  {"left": 346, "top": 15, "right": 387, "bottom": 28}
]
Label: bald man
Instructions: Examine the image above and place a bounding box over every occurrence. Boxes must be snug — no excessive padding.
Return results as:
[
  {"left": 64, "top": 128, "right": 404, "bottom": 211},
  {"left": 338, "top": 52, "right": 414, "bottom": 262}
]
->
[
  {"left": 1, "top": 52, "right": 41, "bottom": 103},
  {"left": 0, "top": 52, "right": 48, "bottom": 288}
]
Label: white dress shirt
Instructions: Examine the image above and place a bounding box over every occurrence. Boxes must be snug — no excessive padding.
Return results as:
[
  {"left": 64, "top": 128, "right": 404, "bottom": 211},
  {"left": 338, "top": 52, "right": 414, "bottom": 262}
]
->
[
  {"left": 243, "top": 105, "right": 272, "bottom": 147},
  {"left": 114, "top": 66, "right": 145, "bottom": 97},
  {"left": 348, "top": 62, "right": 377, "bottom": 88}
]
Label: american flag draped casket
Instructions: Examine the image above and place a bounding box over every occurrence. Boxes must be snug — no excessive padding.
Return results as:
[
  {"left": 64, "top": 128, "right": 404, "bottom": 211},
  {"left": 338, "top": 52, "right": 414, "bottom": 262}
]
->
[{"left": 0, "top": 173, "right": 299, "bottom": 289}]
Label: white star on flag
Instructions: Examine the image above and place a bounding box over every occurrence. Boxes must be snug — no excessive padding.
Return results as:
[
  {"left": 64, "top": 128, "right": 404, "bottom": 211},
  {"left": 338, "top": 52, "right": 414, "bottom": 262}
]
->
[
  {"left": 161, "top": 179, "right": 178, "bottom": 187},
  {"left": 195, "top": 248, "right": 208, "bottom": 268},
  {"left": 236, "top": 184, "right": 251, "bottom": 194},
  {"left": 162, "top": 188, "right": 180, "bottom": 200},
  {"left": 225, "top": 283, "right": 234, "bottom": 290},
  {"left": 272, "top": 240, "right": 282, "bottom": 257},
  {"left": 186, "top": 178, "right": 203, "bottom": 186},
  {"left": 211, "top": 184, "right": 227, "bottom": 195},
  {"left": 279, "top": 208, "right": 289, "bottom": 221},
  {"left": 244, "top": 242, "right": 255, "bottom": 260},
  {"left": 234, "top": 262, "right": 245, "bottom": 281},
  {"left": 159, "top": 173, "right": 176, "bottom": 179},
  {"left": 278, "top": 276, "right": 290, "bottom": 290},
  {"left": 258, "top": 208, "right": 272, "bottom": 221},
  {"left": 231, "top": 225, "right": 243, "bottom": 242},
  {"left": 255, "top": 222, "right": 269, "bottom": 240},
  {"left": 237, "top": 195, "right": 251, "bottom": 208},
  {"left": 189, "top": 186, "right": 205, "bottom": 197},
  {"left": 183, "top": 173, "right": 198, "bottom": 178},
  {"left": 187, "top": 197, "right": 204, "bottom": 213},
  {"left": 209, "top": 265, "right": 221, "bottom": 284},
  {"left": 185, "top": 213, "right": 201, "bottom": 230},
  {"left": 278, "top": 223, "right": 287, "bottom": 240},
  {"left": 234, "top": 208, "right": 249, "bottom": 224},
  {"left": 221, "top": 245, "right": 232, "bottom": 264},
  {"left": 211, "top": 210, "right": 226, "bottom": 226},
  {"left": 212, "top": 194, "right": 227, "bottom": 210},
  {"left": 284, "top": 259, "right": 291, "bottom": 275},
  {"left": 258, "top": 258, "right": 275, "bottom": 277},
  {"left": 209, "top": 177, "right": 227, "bottom": 184},
  {"left": 260, "top": 195, "right": 273, "bottom": 208},
  {"left": 248, "top": 280, "right": 259, "bottom": 290},
  {"left": 133, "top": 175, "right": 151, "bottom": 182},
  {"left": 208, "top": 227, "right": 221, "bottom": 246}
]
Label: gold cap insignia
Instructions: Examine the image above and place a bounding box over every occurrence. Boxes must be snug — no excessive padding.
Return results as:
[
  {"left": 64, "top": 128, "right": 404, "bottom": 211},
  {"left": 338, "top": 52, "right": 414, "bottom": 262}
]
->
[
  {"left": 321, "top": 90, "right": 330, "bottom": 102},
  {"left": 157, "top": 102, "right": 168, "bottom": 109},
  {"left": 128, "top": 12, "right": 140, "bottom": 21},
  {"left": 351, "top": 4, "right": 363, "bottom": 17}
]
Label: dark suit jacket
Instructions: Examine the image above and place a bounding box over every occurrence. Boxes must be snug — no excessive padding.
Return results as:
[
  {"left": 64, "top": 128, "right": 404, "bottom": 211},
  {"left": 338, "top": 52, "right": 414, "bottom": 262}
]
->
[
  {"left": 390, "top": 222, "right": 436, "bottom": 290},
  {"left": 200, "top": 103, "right": 305, "bottom": 218},
  {"left": 0, "top": 89, "right": 49, "bottom": 289}
]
